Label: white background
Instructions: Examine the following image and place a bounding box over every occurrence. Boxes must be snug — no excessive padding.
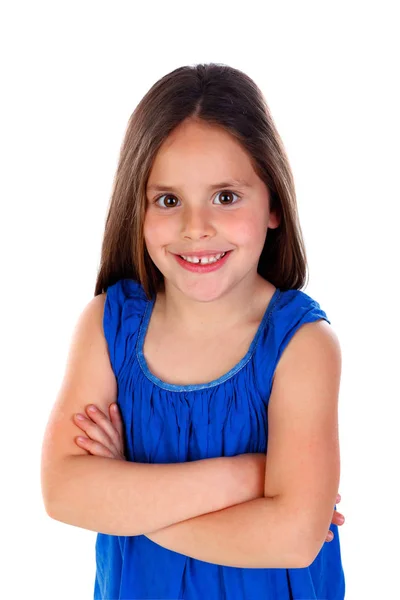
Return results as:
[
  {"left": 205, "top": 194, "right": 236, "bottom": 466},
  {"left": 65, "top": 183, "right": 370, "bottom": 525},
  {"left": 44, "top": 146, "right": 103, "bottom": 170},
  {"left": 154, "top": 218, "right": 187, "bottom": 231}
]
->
[{"left": 1, "top": 1, "right": 398, "bottom": 598}]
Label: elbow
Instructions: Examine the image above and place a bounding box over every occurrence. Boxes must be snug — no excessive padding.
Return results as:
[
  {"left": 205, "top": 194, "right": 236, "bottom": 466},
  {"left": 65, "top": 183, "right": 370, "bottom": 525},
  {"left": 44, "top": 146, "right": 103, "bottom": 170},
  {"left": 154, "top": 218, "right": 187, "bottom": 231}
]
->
[
  {"left": 42, "top": 476, "right": 65, "bottom": 522},
  {"left": 297, "top": 550, "right": 316, "bottom": 569},
  {"left": 41, "top": 460, "right": 69, "bottom": 523},
  {"left": 288, "top": 514, "right": 327, "bottom": 569},
  {"left": 286, "top": 545, "right": 313, "bottom": 569},
  {"left": 41, "top": 481, "right": 63, "bottom": 522},
  {"left": 298, "top": 529, "right": 329, "bottom": 568},
  {"left": 43, "top": 499, "right": 62, "bottom": 523},
  {"left": 300, "top": 546, "right": 321, "bottom": 569},
  {"left": 41, "top": 474, "right": 55, "bottom": 518},
  {"left": 42, "top": 485, "right": 79, "bottom": 527}
]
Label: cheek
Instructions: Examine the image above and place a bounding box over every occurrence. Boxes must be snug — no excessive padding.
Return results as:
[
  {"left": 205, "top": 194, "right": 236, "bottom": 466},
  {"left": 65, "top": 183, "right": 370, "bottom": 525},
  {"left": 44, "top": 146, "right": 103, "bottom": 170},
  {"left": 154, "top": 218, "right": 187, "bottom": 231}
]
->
[
  {"left": 143, "top": 214, "right": 170, "bottom": 249},
  {"left": 227, "top": 213, "right": 266, "bottom": 246}
]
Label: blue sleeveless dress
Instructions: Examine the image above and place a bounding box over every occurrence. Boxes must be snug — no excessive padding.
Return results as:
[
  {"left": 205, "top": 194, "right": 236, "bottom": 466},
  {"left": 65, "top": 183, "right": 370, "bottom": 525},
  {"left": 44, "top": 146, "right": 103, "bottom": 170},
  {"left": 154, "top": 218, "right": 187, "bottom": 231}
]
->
[{"left": 94, "top": 278, "right": 345, "bottom": 599}]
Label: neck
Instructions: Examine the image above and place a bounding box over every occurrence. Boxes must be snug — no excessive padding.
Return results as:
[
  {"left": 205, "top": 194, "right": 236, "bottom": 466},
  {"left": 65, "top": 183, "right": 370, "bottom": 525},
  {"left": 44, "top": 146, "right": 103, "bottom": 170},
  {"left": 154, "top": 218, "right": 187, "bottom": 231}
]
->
[{"left": 155, "top": 275, "right": 273, "bottom": 336}]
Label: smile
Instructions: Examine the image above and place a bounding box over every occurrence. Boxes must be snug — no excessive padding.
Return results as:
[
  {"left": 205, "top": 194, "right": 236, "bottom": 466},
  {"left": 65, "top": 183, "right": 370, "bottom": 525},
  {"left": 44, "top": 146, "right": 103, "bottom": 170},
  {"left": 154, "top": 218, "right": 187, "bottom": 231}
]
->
[
  {"left": 173, "top": 251, "right": 232, "bottom": 273},
  {"left": 180, "top": 252, "right": 226, "bottom": 264}
]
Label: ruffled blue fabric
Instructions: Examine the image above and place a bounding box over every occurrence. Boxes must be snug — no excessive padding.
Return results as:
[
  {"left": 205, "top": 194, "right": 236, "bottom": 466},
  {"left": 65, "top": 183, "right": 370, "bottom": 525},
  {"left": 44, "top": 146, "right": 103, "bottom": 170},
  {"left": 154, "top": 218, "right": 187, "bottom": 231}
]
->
[{"left": 95, "top": 278, "right": 345, "bottom": 599}]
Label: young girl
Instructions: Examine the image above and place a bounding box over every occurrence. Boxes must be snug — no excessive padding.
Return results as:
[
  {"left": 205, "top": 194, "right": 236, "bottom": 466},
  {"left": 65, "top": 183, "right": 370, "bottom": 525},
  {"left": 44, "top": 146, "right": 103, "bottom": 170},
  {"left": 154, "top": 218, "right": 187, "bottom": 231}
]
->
[{"left": 41, "top": 63, "right": 345, "bottom": 599}]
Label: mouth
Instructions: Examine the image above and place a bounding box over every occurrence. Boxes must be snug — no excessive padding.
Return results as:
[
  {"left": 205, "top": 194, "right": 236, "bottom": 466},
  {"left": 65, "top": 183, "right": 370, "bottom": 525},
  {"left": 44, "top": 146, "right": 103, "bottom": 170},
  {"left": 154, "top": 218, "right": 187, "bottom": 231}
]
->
[
  {"left": 178, "top": 251, "right": 227, "bottom": 265},
  {"left": 173, "top": 250, "right": 232, "bottom": 273}
]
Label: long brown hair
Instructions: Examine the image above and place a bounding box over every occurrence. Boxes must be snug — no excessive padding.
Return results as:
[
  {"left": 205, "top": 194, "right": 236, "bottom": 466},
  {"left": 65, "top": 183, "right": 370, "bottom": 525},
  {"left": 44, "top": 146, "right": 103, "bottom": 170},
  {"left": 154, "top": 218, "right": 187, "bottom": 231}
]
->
[{"left": 94, "top": 63, "right": 308, "bottom": 298}]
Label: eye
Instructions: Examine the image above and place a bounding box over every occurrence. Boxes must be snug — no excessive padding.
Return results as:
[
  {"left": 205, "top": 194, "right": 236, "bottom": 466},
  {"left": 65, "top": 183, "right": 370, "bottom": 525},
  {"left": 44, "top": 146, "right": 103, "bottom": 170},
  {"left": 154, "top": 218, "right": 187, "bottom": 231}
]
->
[
  {"left": 154, "top": 194, "right": 181, "bottom": 208},
  {"left": 213, "top": 190, "right": 240, "bottom": 205}
]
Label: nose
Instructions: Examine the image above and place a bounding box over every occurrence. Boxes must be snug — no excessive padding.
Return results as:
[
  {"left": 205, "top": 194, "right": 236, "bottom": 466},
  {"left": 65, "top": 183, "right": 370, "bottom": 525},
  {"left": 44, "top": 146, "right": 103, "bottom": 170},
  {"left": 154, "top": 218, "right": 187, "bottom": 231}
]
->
[{"left": 181, "top": 204, "right": 216, "bottom": 241}]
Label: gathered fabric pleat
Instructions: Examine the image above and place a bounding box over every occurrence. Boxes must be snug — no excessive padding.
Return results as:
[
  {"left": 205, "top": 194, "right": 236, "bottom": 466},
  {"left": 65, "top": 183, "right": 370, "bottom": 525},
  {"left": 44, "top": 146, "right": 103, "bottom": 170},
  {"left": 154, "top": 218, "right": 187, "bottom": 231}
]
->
[{"left": 94, "top": 278, "right": 345, "bottom": 600}]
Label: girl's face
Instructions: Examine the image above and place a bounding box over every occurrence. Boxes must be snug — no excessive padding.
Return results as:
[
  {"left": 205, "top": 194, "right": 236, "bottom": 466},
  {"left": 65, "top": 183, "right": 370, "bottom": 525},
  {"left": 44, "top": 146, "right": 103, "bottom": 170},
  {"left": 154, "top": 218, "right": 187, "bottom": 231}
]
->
[{"left": 144, "top": 119, "right": 279, "bottom": 303}]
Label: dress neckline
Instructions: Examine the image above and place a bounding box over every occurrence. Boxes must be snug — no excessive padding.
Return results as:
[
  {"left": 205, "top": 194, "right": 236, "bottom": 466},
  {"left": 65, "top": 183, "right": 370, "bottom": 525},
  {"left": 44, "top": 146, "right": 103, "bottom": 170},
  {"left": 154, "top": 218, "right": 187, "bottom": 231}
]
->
[{"left": 136, "top": 287, "right": 282, "bottom": 392}]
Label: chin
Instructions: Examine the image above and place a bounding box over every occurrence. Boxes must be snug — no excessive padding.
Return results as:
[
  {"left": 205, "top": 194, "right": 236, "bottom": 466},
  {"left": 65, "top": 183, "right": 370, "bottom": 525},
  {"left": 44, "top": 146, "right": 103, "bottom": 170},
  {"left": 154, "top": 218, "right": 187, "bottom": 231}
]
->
[{"left": 173, "top": 278, "right": 233, "bottom": 303}]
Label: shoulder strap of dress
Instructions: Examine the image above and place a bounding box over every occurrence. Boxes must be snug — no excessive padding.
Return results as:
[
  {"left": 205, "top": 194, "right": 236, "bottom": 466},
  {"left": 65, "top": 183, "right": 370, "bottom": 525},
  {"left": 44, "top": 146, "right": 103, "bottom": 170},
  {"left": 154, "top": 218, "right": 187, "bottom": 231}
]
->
[
  {"left": 255, "top": 289, "right": 331, "bottom": 396},
  {"left": 103, "top": 278, "right": 149, "bottom": 378}
]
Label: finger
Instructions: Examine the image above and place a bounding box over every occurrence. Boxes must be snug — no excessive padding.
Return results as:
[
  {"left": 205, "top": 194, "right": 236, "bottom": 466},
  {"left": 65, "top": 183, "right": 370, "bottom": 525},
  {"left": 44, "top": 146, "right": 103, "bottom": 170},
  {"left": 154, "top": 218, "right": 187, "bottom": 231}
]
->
[
  {"left": 85, "top": 405, "right": 122, "bottom": 449},
  {"left": 332, "top": 510, "right": 345, "bottom": 526},
  {"left": 336, "top": 493, "right": 341, "bottom": 503},
  {"left": 74, "top": 413, "right": 115, "bottom": 450},
  {"left": 326, "top": 531, "right": 334, "bottom": 542},
  {"left": 75, "top": 436, "right": 115, "bottom": 459},
  {"left": 109, "top": 403, "right": 125, "bottom": 440},
  {"left": 74, "top": 414, "right": 123, "bottom": 459},
  {"left": 74, "top": 414, "right": 122, "bottom": 457}
]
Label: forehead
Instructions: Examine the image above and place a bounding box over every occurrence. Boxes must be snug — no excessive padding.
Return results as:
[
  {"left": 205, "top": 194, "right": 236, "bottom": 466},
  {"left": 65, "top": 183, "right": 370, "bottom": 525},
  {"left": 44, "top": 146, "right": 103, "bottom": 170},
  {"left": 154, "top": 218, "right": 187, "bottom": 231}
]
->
[{"left": 147, "top": 120, "right": 257, "bottom": 185}]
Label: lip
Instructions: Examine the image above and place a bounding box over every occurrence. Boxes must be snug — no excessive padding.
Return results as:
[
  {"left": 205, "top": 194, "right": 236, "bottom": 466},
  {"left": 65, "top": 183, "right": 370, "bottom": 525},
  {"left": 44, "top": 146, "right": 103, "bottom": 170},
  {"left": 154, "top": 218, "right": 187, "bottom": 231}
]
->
[
  {"left": 173, "top": 250, "right": 231, "bottom": 258},
  {"left": 173, "top": 250, "right": 232, "bottom": 273}
]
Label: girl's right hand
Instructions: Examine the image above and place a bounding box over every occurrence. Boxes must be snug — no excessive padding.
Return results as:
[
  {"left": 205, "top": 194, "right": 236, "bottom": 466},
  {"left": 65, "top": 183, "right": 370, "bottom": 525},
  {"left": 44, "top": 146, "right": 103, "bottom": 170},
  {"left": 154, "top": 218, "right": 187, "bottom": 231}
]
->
[
  {"left": 73, "top": 404, "right": 345, "bottom": 542},
  {"left": 73, "top": 402, "right": 126, "bottom": 461}
]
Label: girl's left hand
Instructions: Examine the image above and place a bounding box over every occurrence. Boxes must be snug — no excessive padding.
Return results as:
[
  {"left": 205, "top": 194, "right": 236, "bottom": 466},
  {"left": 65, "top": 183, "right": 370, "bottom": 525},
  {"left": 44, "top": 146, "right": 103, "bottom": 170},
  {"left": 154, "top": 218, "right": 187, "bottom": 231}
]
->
[
  {"left": 73, "top": 403, "right": 126, "bottom": 460},
  {"left": 74, "top": 404, "right": 345, "bottom": 544}
]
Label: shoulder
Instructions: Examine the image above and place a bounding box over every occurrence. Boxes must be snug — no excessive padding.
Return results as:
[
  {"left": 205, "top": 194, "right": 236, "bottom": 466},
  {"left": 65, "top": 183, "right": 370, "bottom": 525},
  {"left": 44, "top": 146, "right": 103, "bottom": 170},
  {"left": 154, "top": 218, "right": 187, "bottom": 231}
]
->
[
  {"left": 255, "top": 287, "right": 335, "bottom": 390},
  {"left": 90, "top": 291, "right": 107, "bottom": 311},
  {"left": 267, "top": 287, "right": 334, "bottom": 359},
  {"left": 270, "top": 288, "right": 333, "bottom": 354},
  {"left": 102, "top": 278, "right": 150, "bottom": 324},
  {"left": 280, "top": 317, "right": 341, "bottom": 365},
  {"left": 275, "top": 288, "right": 330, "bottom": 321},
  {"left": 275, "top": 317, "right": 341, "bottom": 382},
  {"left": 103, "top": 278, "right": 148, "bottom": 306},
  {"left": 272, "top": 276, "right": 339, "bottom": 365},
  {"left": 103, "top": 278, "right": 144, "bottom": 296},
  {"left": 101, "top": 279, "right": 151, "bottom": 376},
  {"left": 73, "top": 292, "right": 107, "bottom": 336}
]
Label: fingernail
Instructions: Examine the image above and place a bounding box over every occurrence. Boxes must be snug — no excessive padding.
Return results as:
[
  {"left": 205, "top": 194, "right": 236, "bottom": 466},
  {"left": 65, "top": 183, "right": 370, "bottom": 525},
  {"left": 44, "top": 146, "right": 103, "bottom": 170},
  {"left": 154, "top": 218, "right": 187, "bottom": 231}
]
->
[
  {"left": 327, "top": 531, "right": 333, "bottom": 541},
  {"left": 77, "top": 436, "right": 87, "bottom": 442},
  {"left": 88, "top": 405, "right": 96, "bottom": 412},
  {"left": 337, "top": 515, "right": 345, "bottom": 524},
  {"left": 75, "top": 414, "right": 85, "bottom": 421},
  {"left": 336, "top": 493, "right": 341, "bottom": 502}
]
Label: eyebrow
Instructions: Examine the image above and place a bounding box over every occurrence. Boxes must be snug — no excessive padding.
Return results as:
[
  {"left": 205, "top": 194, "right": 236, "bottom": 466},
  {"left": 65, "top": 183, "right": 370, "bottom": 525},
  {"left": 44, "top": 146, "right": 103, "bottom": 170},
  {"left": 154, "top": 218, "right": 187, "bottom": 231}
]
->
[{"left": 147, "top": 179, "right": 253, "bottom": 193}]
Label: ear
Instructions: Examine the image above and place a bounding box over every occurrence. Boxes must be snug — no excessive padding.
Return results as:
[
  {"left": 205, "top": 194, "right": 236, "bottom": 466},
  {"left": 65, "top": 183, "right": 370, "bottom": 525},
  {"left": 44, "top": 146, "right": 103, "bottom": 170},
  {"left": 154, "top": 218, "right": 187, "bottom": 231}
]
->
[{"left": 268, "top": 210, "right": 281, "bottom": 229}]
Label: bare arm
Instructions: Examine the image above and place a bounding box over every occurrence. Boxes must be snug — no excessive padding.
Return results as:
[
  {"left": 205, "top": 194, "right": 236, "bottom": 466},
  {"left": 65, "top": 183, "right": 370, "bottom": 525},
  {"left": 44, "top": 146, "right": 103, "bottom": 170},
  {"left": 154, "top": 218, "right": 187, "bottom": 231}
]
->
[
  {"left": 145, "top": 497, "right": 306, "bottom": 569},
  {"left": 144, "top": 320, "right": 342, "bottom": 569},
  {"left": 45, "top": 453, "right": 265, "bottom": 536},
  {"left": 41, "top": 293, "right": 266, "bottom": 535}
]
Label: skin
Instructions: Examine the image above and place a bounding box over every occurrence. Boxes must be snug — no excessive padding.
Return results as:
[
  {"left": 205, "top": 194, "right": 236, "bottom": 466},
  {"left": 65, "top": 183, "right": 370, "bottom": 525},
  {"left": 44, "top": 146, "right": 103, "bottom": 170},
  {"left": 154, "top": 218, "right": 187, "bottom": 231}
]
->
[
  {"left": 143, "top": 118, "right": 280, "bottom": 333},
  {"left": 73, "top": 403, "right": 345, "bottom": 542},
  {"left": 73, "top": 119, "right": 346, "bottom": 541}
]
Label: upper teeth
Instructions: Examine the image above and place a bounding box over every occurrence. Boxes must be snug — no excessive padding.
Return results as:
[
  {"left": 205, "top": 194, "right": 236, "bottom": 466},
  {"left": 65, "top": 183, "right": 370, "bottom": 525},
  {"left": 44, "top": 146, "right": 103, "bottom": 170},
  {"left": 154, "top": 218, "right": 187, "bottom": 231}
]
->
[{"left": 180, "top": 252, "right": 226, "bottom": 264}]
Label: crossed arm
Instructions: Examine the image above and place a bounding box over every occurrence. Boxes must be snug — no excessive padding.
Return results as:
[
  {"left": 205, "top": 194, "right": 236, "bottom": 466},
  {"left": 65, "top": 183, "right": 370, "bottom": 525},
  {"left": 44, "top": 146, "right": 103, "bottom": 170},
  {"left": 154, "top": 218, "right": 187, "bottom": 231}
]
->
[
  {"left": 143, "top": 321, "right": 342, "bottom": 569},
  {"left": 144, "top": 496, "right": 308, "bottom": 569},
  {"left": 62, "top": 320, "right": 341, "bottom": 569},
  {"left": 42, "top": 293, "right": 341, "bottom": 570}
]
